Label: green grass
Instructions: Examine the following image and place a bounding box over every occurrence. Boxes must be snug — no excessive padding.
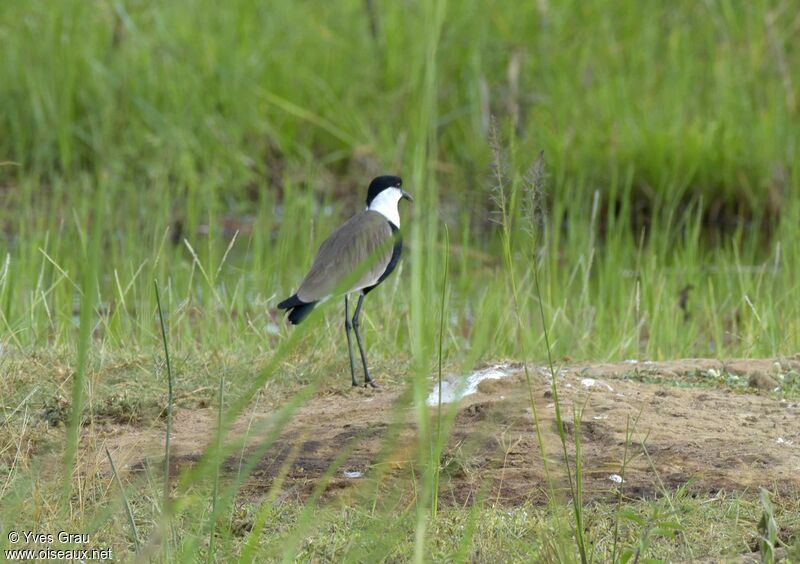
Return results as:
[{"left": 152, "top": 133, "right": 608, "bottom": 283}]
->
[
  {"left": 1, "top": 0, "right": 799, "bottom": 359},
  {"left": 1, "top": 0, "right": 800, "bottom": 561}
]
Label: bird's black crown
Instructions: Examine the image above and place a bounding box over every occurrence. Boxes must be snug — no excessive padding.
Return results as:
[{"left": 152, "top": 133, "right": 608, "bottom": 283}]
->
[{"left": 366, "top": 175, "right": 403, "bottom": 206}]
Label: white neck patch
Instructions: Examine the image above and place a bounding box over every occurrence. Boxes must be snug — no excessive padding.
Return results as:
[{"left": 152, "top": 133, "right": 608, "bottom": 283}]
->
[{"left": 367, "top": 186, "right": 403, "bottom": 227}]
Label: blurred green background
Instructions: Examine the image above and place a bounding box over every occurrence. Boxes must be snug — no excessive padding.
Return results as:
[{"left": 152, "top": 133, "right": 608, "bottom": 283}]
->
[
  {"left": 1, "top": 0, "right": 799, "bottom": 357},
  {"left": 2, "top": 1, "right": 800, "bottom": 561},
  {"left": 2, "top": 0, "right": 800, "bottom": 357},
  {"left": 3, "top": 0, "right": 797, "bottom": 205}
]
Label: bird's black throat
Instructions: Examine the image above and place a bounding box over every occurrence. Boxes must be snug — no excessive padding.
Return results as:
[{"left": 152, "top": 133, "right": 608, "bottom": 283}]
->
[{"left": 363, "top": 222, "right": 402, "bottom": 294}]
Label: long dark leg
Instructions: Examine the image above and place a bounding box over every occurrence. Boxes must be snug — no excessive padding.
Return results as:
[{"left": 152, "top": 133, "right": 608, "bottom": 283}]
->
[
  {"left": 352, "top": 293, "right": 376, "bottom": 388},
  {"left": 344, "top": 295, "right": 358, "bottom": 387}
]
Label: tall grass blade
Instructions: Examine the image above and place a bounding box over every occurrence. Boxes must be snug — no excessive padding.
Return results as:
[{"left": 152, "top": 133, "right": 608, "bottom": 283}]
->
[
  {"left": 208, "top": 374, "right": 224, "bottom": 561},
  {"left": 105, "top": 447, "right": 141, "bottom": 551},
  {"left": 63, "top": 183, "right": 103, "bottom": 504},
  {"left": 432, "top": 223, "right": 449, "bottom": 518},
  {"left": 154, "top": 280, "right": 174, "bottom": 505}
]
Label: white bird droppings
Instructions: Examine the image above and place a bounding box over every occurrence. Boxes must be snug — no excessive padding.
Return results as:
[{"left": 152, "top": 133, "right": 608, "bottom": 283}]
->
[
  {"left": 581, "top": 378, "right": 614, "bottom": 392},
  {"left": 609, "top": 474, "right": 624, "bottom": 484},
  {"left": 426, "top": 364, "right": 513, "bottom": 406}
]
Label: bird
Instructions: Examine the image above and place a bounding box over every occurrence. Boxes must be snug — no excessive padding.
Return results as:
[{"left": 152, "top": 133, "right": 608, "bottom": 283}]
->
[{"left": 277, "top": 175, "right": 413, "bottom": 388}]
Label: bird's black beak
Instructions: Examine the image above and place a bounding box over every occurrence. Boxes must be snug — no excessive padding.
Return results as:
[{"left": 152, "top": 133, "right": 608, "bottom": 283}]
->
[{"left": 401, "top": 190, "right": 413, "bottom": 202}]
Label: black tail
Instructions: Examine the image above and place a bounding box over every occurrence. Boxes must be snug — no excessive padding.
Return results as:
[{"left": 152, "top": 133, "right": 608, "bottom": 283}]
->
[{"left": 277, "top": 294, "right": 317, "bottom": 325}]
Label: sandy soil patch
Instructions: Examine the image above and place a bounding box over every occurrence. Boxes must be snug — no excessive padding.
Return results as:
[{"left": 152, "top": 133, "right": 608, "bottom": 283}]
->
[{"left": 102, "top": 358, "right": 800, "bottom": 506}]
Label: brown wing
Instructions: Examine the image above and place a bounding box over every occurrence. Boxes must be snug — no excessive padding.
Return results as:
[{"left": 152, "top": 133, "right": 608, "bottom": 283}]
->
[{"left": 296, "top": 210, "right": 393, "bottom": 302}]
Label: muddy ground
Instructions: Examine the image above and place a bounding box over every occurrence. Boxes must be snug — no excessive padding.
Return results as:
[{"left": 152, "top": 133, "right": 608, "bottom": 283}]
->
[{"left": 101, "top": 358, "right": 800, "bottom": 506}]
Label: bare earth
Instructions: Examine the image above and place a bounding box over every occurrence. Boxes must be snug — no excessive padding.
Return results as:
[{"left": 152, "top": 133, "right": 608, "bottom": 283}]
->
[{"left": 101, "top": 358, "right": 800, "bottom": 506}]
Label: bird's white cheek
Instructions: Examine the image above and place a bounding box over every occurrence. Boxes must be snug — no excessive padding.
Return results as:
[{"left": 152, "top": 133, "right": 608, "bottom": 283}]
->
[{"left": 368, "top": 190, "right": 402, "bottom": 226}]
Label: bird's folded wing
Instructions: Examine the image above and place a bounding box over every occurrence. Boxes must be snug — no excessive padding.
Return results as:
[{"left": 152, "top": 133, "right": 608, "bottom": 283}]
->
[{"left": 296, "top": 210, "right": 394, "bottom": 302}]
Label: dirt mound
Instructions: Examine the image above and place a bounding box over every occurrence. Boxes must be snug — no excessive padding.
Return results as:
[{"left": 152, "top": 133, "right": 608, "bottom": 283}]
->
[{"left": 105, "top": 358, "right": 800, "bottom": 506}]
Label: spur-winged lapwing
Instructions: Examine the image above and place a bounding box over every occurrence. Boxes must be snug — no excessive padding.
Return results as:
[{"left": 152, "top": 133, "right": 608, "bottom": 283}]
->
[{"left": 277, "top": 176, "right": 412, "bottom": 387}]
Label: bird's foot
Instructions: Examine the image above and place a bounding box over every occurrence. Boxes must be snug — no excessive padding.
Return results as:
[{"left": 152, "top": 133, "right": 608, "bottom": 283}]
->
[{"left": 364, "top": 380, "right": 378, "bottom": 389}]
